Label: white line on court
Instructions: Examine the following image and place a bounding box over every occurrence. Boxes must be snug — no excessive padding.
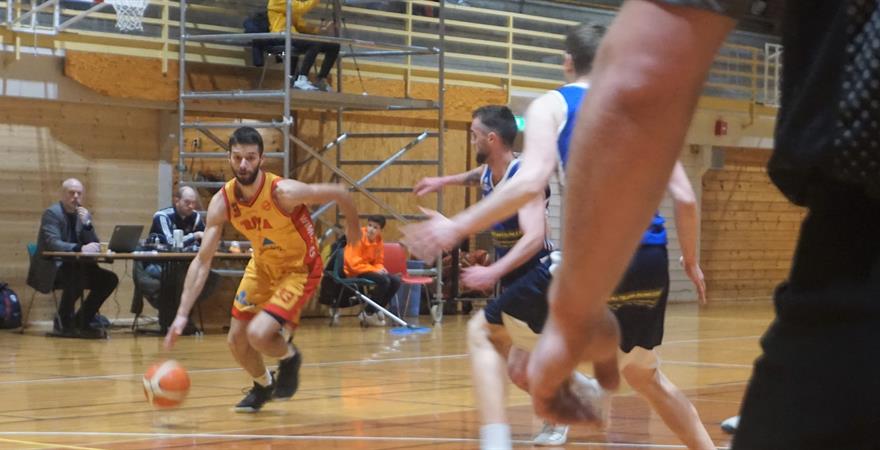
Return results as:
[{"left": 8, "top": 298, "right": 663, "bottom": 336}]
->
[
  {"left": 0, "top": 353, "right": 469, "bottom": 386},
  {"left": 662, "top": 360, "right": 754, "bottom": 369},
  {"left": 663, "top": 335, "right": 762, "bottom": 345},
  {"left": 0, "top": 431, "right": 730, "bottom": 449},
  {"left": 1, "top": 333, "right": 762, "bottom": 387}
]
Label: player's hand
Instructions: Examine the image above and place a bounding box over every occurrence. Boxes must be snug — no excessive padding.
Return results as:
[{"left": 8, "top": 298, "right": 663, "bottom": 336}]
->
[
  {"left": 163, "top": 315, "right": 189, "bottom": 350},
  {"left": 681, "top": 257, "right": 707, "bottom": 305},
  {"left": 527, "top": 278, "right": 620, "bottom": 423},
  {"left": 378, "top": 268, "right": 388, "bottom": 275},
  {"left": 412, "top": 177, "right": 444, "bottom": 196},
  {"left": 76, "top": 207, "right": 92, "bottom": 226},
  {"left": 81, "top": 242, "right": 101, "bottom": 253},
  {"left": 400, "top": 207, "right": 463, "bottom": 261},
  {"left": 461, "top": 265, "right": 499, "bottom": 291}
]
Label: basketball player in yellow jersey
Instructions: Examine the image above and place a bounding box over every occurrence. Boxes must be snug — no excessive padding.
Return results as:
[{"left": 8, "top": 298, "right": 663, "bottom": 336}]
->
[{"left": 164, "top": 126, "right": 361, "bottom": 412}]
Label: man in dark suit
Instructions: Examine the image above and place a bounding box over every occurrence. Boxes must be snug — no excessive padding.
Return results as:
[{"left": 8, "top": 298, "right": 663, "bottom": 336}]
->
[{"left": 27, "top": 178, "right": 118, "bottom": 338}]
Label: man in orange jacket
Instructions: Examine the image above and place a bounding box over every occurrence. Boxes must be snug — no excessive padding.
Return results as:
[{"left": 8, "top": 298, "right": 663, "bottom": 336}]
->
[{"left": 344, "top": 215, "right": 400, "bottom": 326}]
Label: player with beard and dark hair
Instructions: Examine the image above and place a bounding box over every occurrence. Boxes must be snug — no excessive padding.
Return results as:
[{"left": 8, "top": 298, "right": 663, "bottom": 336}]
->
[{"left": 164, "top": 126, "right": 361, "bottom": 413}]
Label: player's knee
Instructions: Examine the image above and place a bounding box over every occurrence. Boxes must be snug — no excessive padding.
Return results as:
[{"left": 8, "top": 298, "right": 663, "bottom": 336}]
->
[
  {"left": 246, "top": 323, "right": 274, "bottom": 348},
  {"left": 622, "top": 364, "right": 658, "bottom": 390},
  {"left": 227, "top": 326, "right": 247, "bottom": 352}
]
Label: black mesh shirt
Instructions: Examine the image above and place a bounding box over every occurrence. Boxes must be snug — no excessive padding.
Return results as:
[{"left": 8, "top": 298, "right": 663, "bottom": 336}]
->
[{"left": 654, "top": 1, "right": 880, "bottom": 205}]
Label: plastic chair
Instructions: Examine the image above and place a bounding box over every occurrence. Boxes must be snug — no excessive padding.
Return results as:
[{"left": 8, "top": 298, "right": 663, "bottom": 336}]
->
[
  {"left": 383, "top": 242, "right": 434, "bottom": 320},
  {"left": 21, "top": 242, "right": 59, "bottom": 333},
  {"left": 324, "top": 246, "right": 375, "bottom": 326}
]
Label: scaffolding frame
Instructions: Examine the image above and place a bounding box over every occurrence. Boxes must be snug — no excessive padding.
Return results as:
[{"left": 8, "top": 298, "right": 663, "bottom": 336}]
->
[{"left": 177, "top": 0, "right": 448, "bottom": 323}]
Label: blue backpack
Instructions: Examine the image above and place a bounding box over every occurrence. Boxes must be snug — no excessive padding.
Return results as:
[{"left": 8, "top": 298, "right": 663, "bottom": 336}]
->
[{"left": 0, "top": 283, "right": 22, "bottom": 329}]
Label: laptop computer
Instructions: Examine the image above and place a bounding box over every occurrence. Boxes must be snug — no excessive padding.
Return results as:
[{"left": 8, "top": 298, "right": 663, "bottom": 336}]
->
[{"left": 107, "top": 225, "right": 144, "bottom": 253}]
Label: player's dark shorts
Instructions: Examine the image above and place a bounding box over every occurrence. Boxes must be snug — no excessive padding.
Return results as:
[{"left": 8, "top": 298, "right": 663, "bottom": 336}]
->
[
  {"left": 609, "top": 244, "right": 669, "bottom": 353},
  {"left": 483, "top": 258, "right": 551, "bottom": 334}
]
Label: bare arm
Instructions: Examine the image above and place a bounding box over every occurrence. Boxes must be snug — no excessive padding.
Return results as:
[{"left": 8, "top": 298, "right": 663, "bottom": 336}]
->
[
  {"left": 275, "top": 180, "right": 361, "bottom": 243},
  {"left": 402, "top": 91, "right": 563, "bottom": 259},
  {"left": 489, "top": 195, "right": 548, "bottom": 278},
  {"left": 454, "top": 93, "right": 563, "bottom": 234},
  {"left": 668, "top": 161, "right": 707, "bottom": 304},
  {"left": 413, "top": 166, "right": 484, "bottom": 196},
  {"left": 526, "top": 0, "right": 735, "bottom": 421},
  {"left": 164, "top": 191, "right": 227, "bottom": 349}
]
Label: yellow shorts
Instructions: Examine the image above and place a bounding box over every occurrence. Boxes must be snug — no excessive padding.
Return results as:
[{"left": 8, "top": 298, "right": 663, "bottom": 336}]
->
[{"left": 232, "top": 257, "right": 322, "bottom": 328}]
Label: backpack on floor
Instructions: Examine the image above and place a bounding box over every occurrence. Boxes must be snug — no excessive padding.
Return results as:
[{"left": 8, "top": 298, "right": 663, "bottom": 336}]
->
[{"left": 0, "top": 283, "right": 22, "bottom": 329}]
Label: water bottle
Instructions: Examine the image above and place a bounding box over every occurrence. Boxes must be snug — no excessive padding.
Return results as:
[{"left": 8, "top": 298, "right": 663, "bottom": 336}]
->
[{"left": 173, "top": 229, "right": 184, "bottom": 249}]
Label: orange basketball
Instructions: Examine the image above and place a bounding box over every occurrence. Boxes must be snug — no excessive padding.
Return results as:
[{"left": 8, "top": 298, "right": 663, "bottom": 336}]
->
[{"left": 143, "top": 360, "right": 191, "bottom": 409}]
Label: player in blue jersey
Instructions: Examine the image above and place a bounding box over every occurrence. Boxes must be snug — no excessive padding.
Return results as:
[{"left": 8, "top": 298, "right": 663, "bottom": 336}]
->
[
  {"left": 415, "top": 105, "right": 570, "bottom": 448},
  {"left": 403, "top": 23, "right": 712, "bottom": 450}
]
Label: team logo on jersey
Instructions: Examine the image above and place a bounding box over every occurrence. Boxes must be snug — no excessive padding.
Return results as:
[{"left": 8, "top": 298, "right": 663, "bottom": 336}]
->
[
  {"left": 230, "top": 203, "right": 242, "bottom": 218},
  {"left": 235, "top": 290, "right": 250, "bottom": 306},
  {"left": 261, "top": 200, "right": 272, "bottom": 211}
]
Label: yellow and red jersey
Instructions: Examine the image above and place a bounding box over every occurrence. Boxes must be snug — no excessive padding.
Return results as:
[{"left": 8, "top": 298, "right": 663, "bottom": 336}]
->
[{"left": 221, "top": 172, "right": 320, "bottom": 275}]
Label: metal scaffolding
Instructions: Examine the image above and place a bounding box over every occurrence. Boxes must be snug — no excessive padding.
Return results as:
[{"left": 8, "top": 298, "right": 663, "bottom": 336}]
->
[{"left": 177, "top": 0, "right": 448, "bottom": 323}]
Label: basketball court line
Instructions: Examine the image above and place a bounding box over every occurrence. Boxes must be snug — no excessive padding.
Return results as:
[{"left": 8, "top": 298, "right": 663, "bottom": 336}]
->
[
  {"left": 0, "top": 436, "right": 101, "bottom": 450},
  {"left": 0, "top": 332, "right": 762, "bottom": 388},
  {"left": 662, "top": 335, "right": 762, "bottom": 345},
  {"left": 0, "top": 353, "right": 470, "bottom": 386},
  {"left": 0, "top": 431, "right": 731, "bottom": 449},
  {"left": 662, "top": 360, "right": 753, "bottom": 369}
]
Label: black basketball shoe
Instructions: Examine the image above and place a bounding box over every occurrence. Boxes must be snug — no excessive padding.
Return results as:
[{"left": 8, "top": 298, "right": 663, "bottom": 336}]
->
[
  {"left": 234, "top": 381, "right": 274, "bottom": 413},
  {"left": 273, "top": 346, "right": 302, "bottom": 400}
]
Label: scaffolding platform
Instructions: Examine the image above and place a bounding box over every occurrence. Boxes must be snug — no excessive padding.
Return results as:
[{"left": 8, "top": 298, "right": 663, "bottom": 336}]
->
[{"left": 182, "top": 89, "right": 438, "bottom": 111}]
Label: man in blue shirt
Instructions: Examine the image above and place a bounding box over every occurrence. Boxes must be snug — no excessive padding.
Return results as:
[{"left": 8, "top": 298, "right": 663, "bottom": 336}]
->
[
  {"left": 136, "top": 186, "right": 215, "bottom": 316},
  {"left": 149, "top": 186, "right": 205, "bottom": 249}
]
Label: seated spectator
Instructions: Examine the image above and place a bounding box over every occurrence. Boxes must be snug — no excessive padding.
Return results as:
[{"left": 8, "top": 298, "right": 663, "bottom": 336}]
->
[
  {"left": 135, "top": 186, "right": 216, "bottom": 319},
  {"left": 149, "top": 186, "right": 204, "bottom": 250},
  {"left": 27, "top": 178, "right": 118, "bottom": 339},
  {"left": 344, "top": 215, "right": 400, "bottom": 326},
  {"left": 267, "top": 0, "right": 340, "bottom": 91}
]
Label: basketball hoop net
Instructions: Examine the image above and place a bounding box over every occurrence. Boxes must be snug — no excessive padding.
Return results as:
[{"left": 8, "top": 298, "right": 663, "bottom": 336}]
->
[{"left": 104, "top": 0, "right": 149, "bottom": 32}]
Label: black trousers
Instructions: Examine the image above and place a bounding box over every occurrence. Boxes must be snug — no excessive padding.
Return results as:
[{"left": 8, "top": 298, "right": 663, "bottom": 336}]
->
[
  {"left": 292, "top": 40, "right": 340, "bottom": 79},
  {"left": 358, "top": 272, "right": 401, "bottom": 314},
  {"left": 733, "top": 185, "right": 880, "bottom": 449},
  {"left": 56, "top": 262, "right": 118, "bottom": 329}
]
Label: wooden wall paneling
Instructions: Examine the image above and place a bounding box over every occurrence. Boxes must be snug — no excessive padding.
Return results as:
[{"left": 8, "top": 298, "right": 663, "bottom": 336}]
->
[
  {"left": 0, "top": 97, "right": 160, "bottom": 324},
  {"left": 699, "top": 147, "right": 806, "bottom": 302}
]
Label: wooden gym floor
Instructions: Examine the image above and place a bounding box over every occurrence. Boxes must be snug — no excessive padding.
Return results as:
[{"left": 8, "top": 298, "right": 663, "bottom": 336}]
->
[{"left": 0, "top": 301, "right": 771, "bottom": 449}]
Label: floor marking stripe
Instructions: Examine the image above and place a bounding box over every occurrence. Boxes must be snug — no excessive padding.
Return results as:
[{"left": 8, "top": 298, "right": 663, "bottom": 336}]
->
[
  {"left": 0, "top": 432, "right": 729, "bottom": 449},
  {"left": 0, "top": 437, "right": 102, "bottom": 450},
  {"left": 0, "top": 353, "right": 469, "bottom": 386}
]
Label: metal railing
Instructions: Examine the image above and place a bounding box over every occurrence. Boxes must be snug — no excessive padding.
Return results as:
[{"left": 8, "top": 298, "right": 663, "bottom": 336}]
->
[{"left": 1, "top": 0, "right": 780, "bottom": 104}]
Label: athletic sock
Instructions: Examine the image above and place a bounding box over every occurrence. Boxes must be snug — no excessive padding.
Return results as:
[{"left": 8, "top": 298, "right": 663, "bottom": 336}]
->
[
  {"left": 254, "top": 369, "right": 273, "bottom": 387},
  {"left": 480, "top": 423, "right": 512, "bottom": 450},
  {"left": 281, "top": 343, "right": 296, "bottom": 361}
]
